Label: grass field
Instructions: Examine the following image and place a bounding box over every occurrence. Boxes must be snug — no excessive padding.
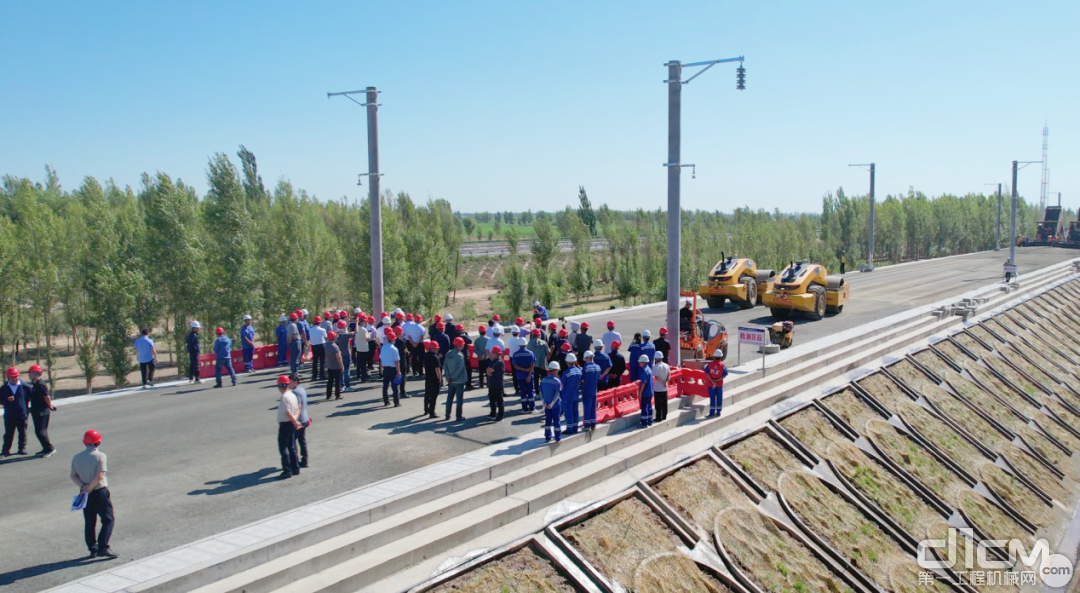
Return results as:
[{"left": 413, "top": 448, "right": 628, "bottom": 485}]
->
[{"left": 465, "top": 221, "right": 539, "bottom": 241}]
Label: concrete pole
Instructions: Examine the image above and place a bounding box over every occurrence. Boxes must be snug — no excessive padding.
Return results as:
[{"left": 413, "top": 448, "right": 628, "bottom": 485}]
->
[
  {"left": 1009, "top": 160, "right": 1018, "bottom": 265},
  {"left": 995, "top": 183, "right": 1002, "bottom": 251},
  {"left": 867, "top": 163, "right": 876, "bottom": 270},
  {"left": 366, "top": 86, "right": 384, "bottom": 317},
  {"left": 665, "top": 61, "right": 682, "bottom": 367}
]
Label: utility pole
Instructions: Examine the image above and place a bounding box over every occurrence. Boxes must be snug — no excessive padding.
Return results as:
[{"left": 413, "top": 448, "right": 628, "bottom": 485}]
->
[
  {"left": 848, "top": 163, "right": 876, "bottom": 270},
  {"left": 984, "top": 183, "right": 1002, "bottom": 250},
  {"left": 663, "top": 56, "right": 744, "bottom": 367},
  {"left": 1010, "top": 160, "right": 1042, "bottom": 265},
  {"left": 328, "top": 86, "right": 384, "bottom": 316}
]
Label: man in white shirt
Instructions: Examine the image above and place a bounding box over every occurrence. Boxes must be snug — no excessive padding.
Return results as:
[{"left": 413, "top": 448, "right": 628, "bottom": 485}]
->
[
  {"left": 486, "top": 326, "right": 507, "bottom": 354},
  {"left": 354, "top": 322, "right": 370, "bottom": 383},
  {"left": 380, "top": 329, "right": 402, "bottom": 407},
  {"left": 652, "top": 351, "right": 671, "bottom": 423},
  {"left": 403, "top": 314, "right": 425, "bottom": 377},
  {"left": 307, "top": 320, "right": 328, "bottom": 382},
  {"left": 275, "top": 375, "right": 302, "bottom": 479},
  {"left": 601, "top": 320, "right": 622, "bottom": 354}
]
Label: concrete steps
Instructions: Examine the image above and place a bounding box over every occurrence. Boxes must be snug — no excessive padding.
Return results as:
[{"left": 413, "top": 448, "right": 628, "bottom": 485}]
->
[{"left": 169, "top": 264, "right": 1076, "bottom": 593}]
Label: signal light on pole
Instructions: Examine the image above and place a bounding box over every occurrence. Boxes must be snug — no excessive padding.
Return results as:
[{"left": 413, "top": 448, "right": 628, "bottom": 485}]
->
[{"left": 736, "top": 64, "right": 746, "bottom": 90}]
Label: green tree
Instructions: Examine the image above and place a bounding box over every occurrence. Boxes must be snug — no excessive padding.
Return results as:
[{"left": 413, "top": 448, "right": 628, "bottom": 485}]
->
[
  {"left": 531, "top": 216, "right": 559, "bottom": 272},
  {"left": 237, "top": 145, "right": 267, "bottom": 203},
  {"left": 204, "top": 153, "right": 259, "bottom": 334},
  {"left": 504, "top": 226, "right": 519, "bottom": 257},
  {"left": 461, "top": 217, "right": 476, "bottom": 239},
  {"left": 577, "top": 186, "right": 597, "bottom": 236}
]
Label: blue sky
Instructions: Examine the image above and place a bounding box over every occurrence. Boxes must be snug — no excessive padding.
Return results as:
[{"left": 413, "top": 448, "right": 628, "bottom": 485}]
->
[{"left": 2, "top": 1, "right": 1076, "bottom": 213}]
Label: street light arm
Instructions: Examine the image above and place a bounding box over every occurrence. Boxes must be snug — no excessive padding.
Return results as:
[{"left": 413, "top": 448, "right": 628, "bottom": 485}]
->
[{"left": 672, "top": 56, "right": 745, "bottom": 84}]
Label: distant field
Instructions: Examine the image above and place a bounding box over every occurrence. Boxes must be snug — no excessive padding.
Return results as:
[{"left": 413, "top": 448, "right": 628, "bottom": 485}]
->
[{"left": 466, "top": 220, "right": 539, "bottom": 240}]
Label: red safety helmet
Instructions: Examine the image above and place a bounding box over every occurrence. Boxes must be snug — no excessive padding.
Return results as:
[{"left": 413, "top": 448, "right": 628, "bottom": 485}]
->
[
  {"left": 324, "top": 311, "right": 331, "bottom": 318},
  {"left": 515, "top": 317, "right": 524, "bottom": 325},
  {"left": 453, "top": 337, "right": 465, "bottom": 347},
  {"left": 436, "top": 322, "right": 446, "bottom": 330},
  {"left": 611, "top": 340, "right": 622, "bottom": 349},
  {"left": 215, "top": 327, "right": 225, "bottom": 334},
  {"left": 415, "top": 314, "right": 423, "bottom": 322},
  {"left": 289, "top": 312, "right": 298, "bottom": 321},
  {"left": 327, "top": 331, "right": 338, "bottom": 340},
  {"left": 339, "top": 310, "right": 347, "bottom": 317},
  {"left": 491, "top": 345, "right": 502, "bottom": 354},
  {"left": 394, "top": 326, "right": 404, "bottom": 335},
  {"left": 534, "top": 317, "right": 542, "bottom": 325},
  {"left": 380, "top": 311, "right": 388, "bottom": 317},
  {"left": 478, "top": 325, "right": 487, "bottom": 333},
  {"left": 492, "top": 314, "right": 501, "bottom": 321},
  {"left": 405, "top": 313, "right": 414, "bottom": 321},
  {"left": 580, "top": 322, "right": 589, "bottom": 330},
  {"left": 456, "top": 324, "right": 464, "bottom": 331},
  {"left": 659, "top": 327, "right": 669, "bottom": 335},
  {"left": 607, "top": 320, "right": 615, "bottom": 329},
  {"left": 277, "top": 375, "right": 291, "bottom": 386},
  {"left": 83, "top": 429, "right": 102, "bottom": 445},
  {"left": 548, "top": 322, "right": 557, "bottom": 330},
  {"left": 28, "top": 364, "right": 44, "bottom": 374},
  {"left": 6, "top": 367, "right": 19, "bottom": 378},
  {"left": 313, "top": 316, "right": 322, "bottom": 323},
  {"left": 295, "top": 309, "right": 304, "bottom": 317},
  {"left": 395, "top": 311, "right": 405, "bottom": 319},
  {"left": 337, "top": 320, "right": 347, "bottom": 329},
  {"left": 558, "top": 329, "right": 568, "bottom": 338},
  {"left": 434, "top": 314, "right": 442, "bottom": 322},
  {"left": 531, "top": 328, "right": 542, "bottom": 336},
  {"left": 560, "top": 342, "right": 572, "bottom": 352},
  {"left": 384, "top": 327, "right": 394, "bottom": 337}
]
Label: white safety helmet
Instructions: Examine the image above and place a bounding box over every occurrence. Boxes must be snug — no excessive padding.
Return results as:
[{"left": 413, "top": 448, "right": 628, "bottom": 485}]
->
[
  {"left": 382, "top": 316, "right": 391, "bottom": 325},
  {"left": 638, "top": 354, "right": 650, "bottom": 363},
  {"left": 584, "top": 350, "right": 595, "bottom": 359},
  {"left": 548, "top": 361, "right": 560, "bottom": 371},
  {"left": 593, "top": 339, "right": 604, "bottom": 349},
  {"left": 279, "top": 315, "right": 288, "bottom": 322},
  {"left": 243, "top": 314, "right": 252, "bottom": 321},
  {"left": 301, "top": 309, "right": 309, "bottom": 316},
  {"left": 445, "top": 314, "right": 454, "bottom": 321},
  {"left": 353, "top": 307, "right": 362, "bottom": 314},
  {"left": 565, "top": 353, "right": 577, "bottom": 363},
  {"left": 393, "top": 307, "right": 403, "bottom": 315},
  {"left": 654, "top": 351, "right": 664, "bottom": 360},
  {"left": 642, "top": 329, "right": 651, "bottom": 338},
  {"left": 190, "top": 321, "right": 201, "bottom": 329},
  {"left": 511, "top": 326, "right": 519, "bottom": 334},
  {"left": 492, "top": 327, "right": 503, "bottom": 335},
  {"left": 713, "top": 349, "right": 724, "bottom": 359},
  {"left": 534, "top": 301, "right": 540, "bottom": 307}
]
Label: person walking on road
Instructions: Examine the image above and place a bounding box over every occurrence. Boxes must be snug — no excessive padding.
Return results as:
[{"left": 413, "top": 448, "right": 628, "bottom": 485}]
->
[
  {"left": 637, "top": 355, "right": 655, "bottom": 428},
  {"left": 241, "top": 315, "right": 256, "bottom": 372},
  {"left": 28, "top": 365, "right": 56, "bottom": 457},
  {"left": 325, "top": 331, "right": 343, "bottom": 400},
  {"left": 288, "top": 374, "right": 310, "bottom": 468},
  {"left": 187, "top": 321, "right": 202, "bottom": 384},
  {"left": 485, "top": 346, "right": 505, "bottom": 421},
  {"left": 212, "top": 327, "right": 236, "bottom": 388},
  {"left": 380, "top": 329, "right": 402, "bottom": 407},
  {"left": 287, "top": 313, "right": 303, "bottom": 374},
  {"left": 276, "top": 315, "right": 289, "bottom": 367},
  {"left": 601, "top": 321, "right": 621, "bottom": 354},
  {"left": 443, "top": 337, "right": 468, "bottom": 421},
  {"left": 308, "top": 316, "right": 328, "bottom": 382},
  {"left": 652, "top": 351, "right": 670, "bottom": 422},
  {"left": 607, "top": 340, "right": 626, "bottom": 390},
  {"left": 423, "top": 340, "right": 443, "bottom": 419},
  {"left": 581, "top": 351, "right": 600, "bottom": 431},
  {"left": 134, "top": 329, "right": 157, "bottom": 388},
  {"left": 539, "top": 362, "right": 562, "bottom": 443},
  {"left": 2, "top": 367, "right": 31, "bottom": 456},
  {"left": 71, "top": 429, "right": 116, "bottom": 558},
  {"left": 705, "top": 349, "right": 728, "bottom": 418},
  {"left": 275, "top": 375, "right": 302, "bottom": 479}
]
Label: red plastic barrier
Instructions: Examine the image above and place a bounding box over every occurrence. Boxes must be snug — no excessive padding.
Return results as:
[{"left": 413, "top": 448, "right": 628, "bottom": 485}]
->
[
  {"left": 675, "top": 368, "right": 710, "bottom": 397},
  {"left": 252, "top": 345, "right": 278, "bottom": 370}
]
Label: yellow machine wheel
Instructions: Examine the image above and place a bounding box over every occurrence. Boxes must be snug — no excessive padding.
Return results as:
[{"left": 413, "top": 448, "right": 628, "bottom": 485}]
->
[
  {"left": 738, "top": 275, "right": 757, "bottom": 310},
  {"left": 770, "top": 307, "right": 791, "bottom": 320},
  {"left": 706, "top": 297, "right": 726, "bottom": 309},
  {"left": 806, "top": 285, "right": 825, "bottom": 321}
]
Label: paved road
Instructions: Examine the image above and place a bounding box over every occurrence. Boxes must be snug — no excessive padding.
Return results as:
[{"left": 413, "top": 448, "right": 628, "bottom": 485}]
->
[
  {"left": 459, "top": 238, "right": 606, "bottom": 258},
  {"left": 1, "top": 247, "right": 1074, "bottom": 593}
]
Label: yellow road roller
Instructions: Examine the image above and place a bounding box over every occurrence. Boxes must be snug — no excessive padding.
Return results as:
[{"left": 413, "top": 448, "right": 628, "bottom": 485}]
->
[
  {"left": 697, "top": 253, "right": 777, "bottom": 310},
  {"left": 761, "top": 260, "right": 849, "bottom": 321}
]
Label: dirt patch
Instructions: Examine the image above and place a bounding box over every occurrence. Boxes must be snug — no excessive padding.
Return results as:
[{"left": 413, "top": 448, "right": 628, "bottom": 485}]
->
[
  {"left": 982, "top": 357, "right": 1047, "bottom": 402},
  {"left": 987, "top": 316, "right": 1020, "bottom": 337},
  {"left": 430, "top": 545, "right": 580, "bottom": 593},
  {"left": 887, "top": 360, "right": 935, "bottom": 391},
  {"left": 935, "top": 341, "right": 974, "bottom": 366},
  {"left": 778, "top": 406, "right": 845, "bottom": 459},
  {"left": 1043, "top": 400, "right": 1080, "bottom": 435},
  {"left": 827, "top": 439, "right": 943, "bottom": 537},
  {"left": 908, "top": 376, "right": 1010, "bottom": 452},
  {"left": 963, "top": 363, "right": 1042, "bottom": 418},
  {"left": 999, "top": 350, "right": 1080, "bottom": 407},
  {"left": 968, "top": 325, "right": 1005, "bottom": 347},
  {"left": 632, "top": 553, "right": 732, "bottom": 593},
  {"left": 911, "top": 350, "right": 953, "bottom": 379},
  {"left": 654, "top": 458, "right": 753, "bottom": 529},
  {"left": 562, "top": 497, "right": 685, "bottom": 590},
  {"left": 714, "top": 507, "right": 848, "bottom": 593},
  {"left": 821, "top": 388, "right": 886, "bottom": 436},
  {"left": 924, "top": 521, "right": 1018, "bottom": 593},
  {"left": 998, "top": 441, "right": 1072, "bottom": 504},
  {"left": 953, "top": 488, "right": 1031, "bottom": 545},
  {"left": 865, "top": 419, "right": 969, "bottom": 503},
  {"left": 976, "top": 462, "right": 1053, "bottom": 527},
  {"left": 724, "top": 433, "right": 807, "bottom": 492},
  {"left": 953, "top": 332, "right": 991, "bottom": 354},
  {"left": 857, "top": 373, "right": 913, "bottom": 412},
  {"left": 777, "top": 471, "right": 945, "bottom": 593},
  {"left": 1014, "top": 424, "right": 1076, "bottom": 479}
]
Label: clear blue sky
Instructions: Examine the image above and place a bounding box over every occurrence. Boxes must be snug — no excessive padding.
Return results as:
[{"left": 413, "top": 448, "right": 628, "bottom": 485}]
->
[{"left": 2, "top": 1, "right": 1076, "bottom": 213}]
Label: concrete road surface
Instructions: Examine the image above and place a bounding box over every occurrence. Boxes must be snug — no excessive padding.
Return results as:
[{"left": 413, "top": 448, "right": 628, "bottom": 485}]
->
[{"left": 0, "top": 247, "right": 1073, "bottom": 593}]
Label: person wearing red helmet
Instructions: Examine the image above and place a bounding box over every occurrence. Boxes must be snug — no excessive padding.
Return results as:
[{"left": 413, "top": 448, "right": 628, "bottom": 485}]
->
[
  {"left": 28, "top": 364, "right": 56, "bottom": 456},
  {"left": 402, "top": 314, "right": 424, "bottom": 378},
  {"left": 334, "top": 320, "right": 354, "bottom": 393},
  {"left": 473, "top": 325, "right": 489, "bottom": 390},
  {"left": 430, "top": 322, "right": 451, "bottom": 361},
  {"left": 514, "top": 317, "right": 525, "bottom": 328},
  {"left": 286, "top": 313, "right": 303, "bottom": 374},
  {"left": 443, "top": 336, "right": 469, "bottom": 420},
  {"left": 324, "top": 331, "right": 344, "bottom": 400},
  {"left": 391, "top": 326, "right": 412, "bottom": 398},
  {"left": 354, "top": 314, "right": 372, "bottom": 383},
  {"left": 379, "top": 326, "right": 403, "bottom": 407},
  {"left": 654, "top": 327, "right": 671, "bottom": 365},
  {"left": 526, "top": 328, "right": 550, "bottom": 393},
  {"left": 601, "top": 321, "right": 621, "bottom": 355},
  {"left": 212, "top": 327, "right": 237, "bottom": 388},
  {"left": 453, "top": 325, "right": 475, "bottom": 390},
  {"left": 2, "top": 367, "right": 31, "bottom": 456},
  {"left": 555, "top": 339, "right": 572, "bottom": 373},
  {"left": 422, "top": 340, "right": 443, "bottom": 418},
  {"left": 485, "top": 346, "right": 505, "bottom": 421},
  {"left": 606, "top": 340, "right": 626, "bottom": 390},
  {"left": 71, "top": 429, "right": 116, "bottom": 557},
  {"left": 307, "top": 315, "right": 329, "bottom": 383},
  {"left": 274, "top": 375, "right": 302, "bottom": 479},
  {"left": 574, "top": 322, "right": 592, "bottom": 359}
]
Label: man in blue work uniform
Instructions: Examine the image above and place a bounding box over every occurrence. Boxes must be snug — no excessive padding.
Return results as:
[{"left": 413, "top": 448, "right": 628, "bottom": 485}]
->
[
  {"left": 213, "top": 327, "right": 236, "bottom": 388},
  {"left": 592, "top": 340, "right": 611, "bottom": 388},
  {"left": 628, "top": 334, "right": 642, "bottom": 384},
  {"left": 187, "top": 321, "right": 203, "bottom": 384},
  {"left": 533, "top": 301, "right": 549, "bottom": 321},
  {"left": 241, "top": 315, "right": 256, "bottom": 372},
  {"left": 276, "top": 315, "right": 289, "bottom": 366},
  {"left": 527, "top": 328, "right": 550, "bottom": 397},
  {"left": 636, "top": 354, "right": 655, "bottom": 427},
  {"left": 561, "top": 353, "right": 582, "bottom": 434},
  {"left": 539, "top": 362, "right": 562, "bottom": 443},
  {"left": 640, "top": 330, "right": 656, "bottom": 371},
  {"left": 2, "top": 367, "right": 31, "bottom": 456},
  {"left": 511, "top": 340, "right": 536, "bottom": 412},
  {"left": 287, "top": 312, "right": 303, "bottom": 374},
  {"left": 581, "top": 351, "right": 601, "bottom": 432},
  {"left": 474, "top": 325, "right": 488, "bottom": 390}
]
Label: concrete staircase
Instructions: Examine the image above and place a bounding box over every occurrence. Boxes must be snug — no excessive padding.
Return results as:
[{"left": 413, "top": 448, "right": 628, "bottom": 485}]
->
[{"left": 127, "top": 262, "right": 1077, "bottom": 593}]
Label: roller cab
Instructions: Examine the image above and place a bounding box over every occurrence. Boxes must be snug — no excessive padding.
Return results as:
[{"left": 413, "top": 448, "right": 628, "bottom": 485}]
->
[{"left": 697, "top": 254, "right": 776, "bottom": 310}]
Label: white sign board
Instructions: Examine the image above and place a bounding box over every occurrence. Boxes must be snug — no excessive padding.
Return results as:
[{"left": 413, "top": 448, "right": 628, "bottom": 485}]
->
[
  {"left": 738, "top": 327, "right": 766, "bottom": 346},
  {"left": 1003, "top": 264, "right": 1017, "bottom": 275}
]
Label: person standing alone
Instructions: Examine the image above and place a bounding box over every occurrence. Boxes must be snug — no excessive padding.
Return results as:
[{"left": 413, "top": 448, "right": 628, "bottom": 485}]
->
[
  {"left": 187, "top": 321, "right": 202, "bottom": 384},
  {"left": 212, "top": 327, "right": 236, "bottom": 388},
  {"left": 705, "top": 349, "right": 727, "bottom": 418},
  {"left": 241, "top": 315, "right": 256, "bottom": 373},
  {"left": 2, "top": 367, "right": 30, "bottom": 456},
  {"left": 71, "top": 429, "right": 116, "bottom": 558},
  {"left": 28, "top": 365, "right": 56, "bottom": 457},
  {"left": 275, "top": 375, "right": 302, "bottom": 479},
  {"left": 134, "top": 329, "right": 157, "bottom": 389},
  {"left": 288, "top": 374, "right": 310, "bottom": 468}
]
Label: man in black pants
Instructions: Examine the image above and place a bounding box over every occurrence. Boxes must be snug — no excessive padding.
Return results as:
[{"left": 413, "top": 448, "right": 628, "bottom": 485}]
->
[
  {"left": 71, "top": 429, "right": 116, "bottom": 558},
  {"left": 2, "top": 367, "right": 31, "bottom": 456},
  {"left": 186, "top": 321, "right": 202, "bottom": 384},
  {"left": 28, "top": 365, "right": 56, "bottom": 457},
  {"left": 423, "top": 341, "right": 442, "bottom": 418},
  {"left": 485, "top": 346, "right": 505, "bottom": 421}
]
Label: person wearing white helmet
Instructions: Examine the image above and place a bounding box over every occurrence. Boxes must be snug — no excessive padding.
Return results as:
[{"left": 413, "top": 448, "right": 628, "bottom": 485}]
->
[
  {"left": 276, "top": 315, "right": 290, "bottom": 367},
  {"left": 581, "top": 350, "right": 601, "bottom": 431},
  {"left": 640, "top": 330, "right": 656, "bottom": 370},
  {"left": 652, "top": 350, "right": 671, "bottom": 422},
  {"left": 241, "top": 315, "right": 256, "bottom": 373},
  {"left": 592, "top": 339, "right": 612, "bottom": 388},
  {"left": 636, "top": 353, "right": 655, "bottom": 427},
  {"left": 561, "top": 352, "right": 582, "bottom": 434},
  {"left": 486, "top": 325, "right": 506, "bottom": 354},
  {"left": 705, "top": 349, "right": 728, "bottom": 418},
  {"left": 539, "top": 361, "right": 563, "bottom": 443},
  {"left": 532, "top": 301, "right": 549, "bottom": 322},
  {"left": 186, "top": 321, "right": 203, "bottom": 384}
]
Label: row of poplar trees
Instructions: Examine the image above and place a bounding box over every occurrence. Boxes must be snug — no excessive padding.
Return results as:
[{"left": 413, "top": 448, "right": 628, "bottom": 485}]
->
[{"left": 0, "top": 147, "right": 463, "bottom": 392}]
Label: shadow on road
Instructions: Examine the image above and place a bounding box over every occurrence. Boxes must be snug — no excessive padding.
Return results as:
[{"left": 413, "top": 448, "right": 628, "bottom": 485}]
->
[
  {"left": 188, "top": 467, "right": 280, "bottom": 496},
  {"left": 0, "top": 556, "right": 105, "bottom": 586},
  {"left": 0, "top": 455, "right": 38, "bottom": 467}
]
